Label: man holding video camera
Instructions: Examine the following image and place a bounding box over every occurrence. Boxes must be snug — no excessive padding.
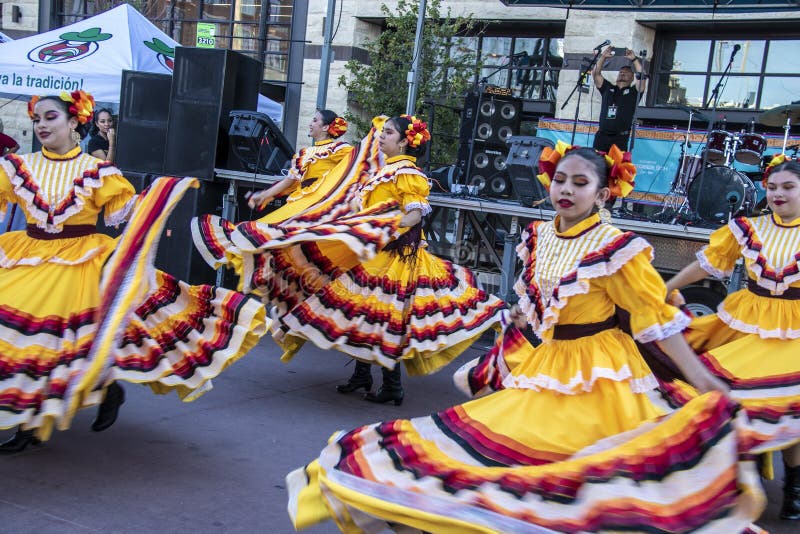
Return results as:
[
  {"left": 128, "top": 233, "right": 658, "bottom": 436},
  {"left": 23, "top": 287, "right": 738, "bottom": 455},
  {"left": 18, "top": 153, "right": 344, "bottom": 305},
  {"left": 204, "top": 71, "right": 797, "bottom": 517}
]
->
[{"left": 592, "top": 46, "right": 645, "bottom": 152}]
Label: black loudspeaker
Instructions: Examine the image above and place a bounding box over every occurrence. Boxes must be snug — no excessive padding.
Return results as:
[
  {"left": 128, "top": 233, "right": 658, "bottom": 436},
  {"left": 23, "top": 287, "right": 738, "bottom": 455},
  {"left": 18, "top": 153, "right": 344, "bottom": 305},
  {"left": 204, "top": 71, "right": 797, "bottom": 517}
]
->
[
  {"left": 460, "top": 91, "right": 522, "bottom": 147},
  {"left": 154, "top": 180, "right": 227, "bottom": 285},
  {"left": 505, "top": 136, "right": 554, "bottom": 207},
  {"left": 164, "top": 48, "right": 263, "bottom": 180},
  {"left": 228, "top": 111, "right": 295, "bottom": 174},
  {"left": 457, "top": 90, "right": 521, "bottom": 197},
  {"left": 116, "top": 71, "right": 172, "bottom": 174},
  {"left": 456, "top": 141, "right": 512, "bottom": 198}
]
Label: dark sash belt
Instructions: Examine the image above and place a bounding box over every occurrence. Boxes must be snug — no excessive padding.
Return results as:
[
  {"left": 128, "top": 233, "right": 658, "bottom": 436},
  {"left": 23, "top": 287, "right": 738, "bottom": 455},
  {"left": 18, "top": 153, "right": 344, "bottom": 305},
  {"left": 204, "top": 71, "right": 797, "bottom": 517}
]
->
[
  {"left": 552, "top": 315, "right": 619, "bottom": 340},
  {"left": 299, "top": 177, "right": 318, "bottom": 189},
  {"left": 747, "top": 279, "right": 800, "bottom": 300},
  {"left": 26, "top": 224, "right": 97, "bottom": 240}
]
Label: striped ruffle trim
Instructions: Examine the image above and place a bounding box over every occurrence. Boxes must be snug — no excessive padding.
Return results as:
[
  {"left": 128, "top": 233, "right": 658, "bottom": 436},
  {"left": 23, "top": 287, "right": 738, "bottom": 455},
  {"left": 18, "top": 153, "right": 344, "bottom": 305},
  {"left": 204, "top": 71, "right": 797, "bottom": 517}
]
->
[
  {"left": 516, "top": 231, "right": 657, "bottom": 338},
  {"left": 278, "top": 130, "right": 383, "bottom": 228},
  {"left": 296, "top": 393, "right": 764, "bottom": 533},
  {"left": 62, "top": 177, "right": 267, "bottom": 430},
  {"left": 452, "top": 322, "right": 519, "bottom": 399},
  {"left": 191, "top": 214, "right": 237, "bottom": 269},
  {"left": 250, "top": 243, "right": 341, "bottom": 322},
  {"left": 233, "top": 200, "right": 401, "bottom": 251},
  {"left": 657, "top": 375, "right": 800, "bottom": 455},
  {"left": 62, "top": 177, "right": 201, "bottom": 427},
  {"left": 730, "top": 216, "right": 800, "bottom": 295},
  {"left": 284, "top": 260, "right": 505, "bottom": 368},
  {"left": 1, "top": 154, "right": 122, "bottom": 233},
  {"left": 287, "top": 141, "right": 350, "bottom": 181}
]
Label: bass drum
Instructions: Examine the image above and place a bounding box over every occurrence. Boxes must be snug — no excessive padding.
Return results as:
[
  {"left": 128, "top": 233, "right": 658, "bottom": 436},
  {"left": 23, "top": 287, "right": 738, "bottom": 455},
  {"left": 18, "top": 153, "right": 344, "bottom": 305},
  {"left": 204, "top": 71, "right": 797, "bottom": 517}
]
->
[{"left": 687, "top": 166, "right": 756, "bottom": 225}]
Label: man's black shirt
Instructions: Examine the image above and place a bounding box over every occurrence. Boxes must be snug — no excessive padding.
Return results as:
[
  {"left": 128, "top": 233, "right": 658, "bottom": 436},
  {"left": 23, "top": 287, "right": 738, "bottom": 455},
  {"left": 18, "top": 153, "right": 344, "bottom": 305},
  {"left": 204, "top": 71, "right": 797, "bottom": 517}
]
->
[{"left": 597, "top": 79, "right": 638, "bottom": 135}]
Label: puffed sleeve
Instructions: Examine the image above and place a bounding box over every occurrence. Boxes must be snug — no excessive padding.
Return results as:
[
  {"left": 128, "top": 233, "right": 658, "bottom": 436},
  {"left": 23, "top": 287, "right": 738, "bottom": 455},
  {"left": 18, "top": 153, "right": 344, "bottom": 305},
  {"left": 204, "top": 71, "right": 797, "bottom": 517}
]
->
[
  {"left": 696, "top": 224, "right": 740, "bottom": 279},
  {"left": 330, "top": 144, "right": 353, "bottom": 166},
  {"left": 395, "top": 172, "right": 431, "bottom": 215},
  {"left": 595, "top": 244, "right": 691, "bottom": 343},
  {"left": 93, "top": 168, "right": 137, "bottom": 226}
]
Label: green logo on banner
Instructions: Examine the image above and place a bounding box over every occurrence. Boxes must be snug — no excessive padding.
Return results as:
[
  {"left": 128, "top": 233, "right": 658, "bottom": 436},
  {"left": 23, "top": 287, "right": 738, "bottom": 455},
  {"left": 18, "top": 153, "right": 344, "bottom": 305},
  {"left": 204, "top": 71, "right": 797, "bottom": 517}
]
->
[{"left": 196, "top": 23, "right": 215, "bottom": 49}]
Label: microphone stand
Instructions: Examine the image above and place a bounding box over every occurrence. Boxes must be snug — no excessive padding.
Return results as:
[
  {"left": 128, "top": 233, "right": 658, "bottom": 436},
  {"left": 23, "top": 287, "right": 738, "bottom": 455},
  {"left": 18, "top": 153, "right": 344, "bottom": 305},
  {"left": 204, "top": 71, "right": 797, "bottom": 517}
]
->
[
  {"left": 627, "top": 52, "right": 648, "bottom": 152},
  {"left": 463, "top": 59, "right": 516, "bottom": 187},
  {"left": 619, "top": 59, "right": 647, "bottom": 218},
  {"left": 693, "top": 46, "right": 738, "bottom": 224},
  {"left": 561, "top": 47, "right": 602, "bottom": 145}
]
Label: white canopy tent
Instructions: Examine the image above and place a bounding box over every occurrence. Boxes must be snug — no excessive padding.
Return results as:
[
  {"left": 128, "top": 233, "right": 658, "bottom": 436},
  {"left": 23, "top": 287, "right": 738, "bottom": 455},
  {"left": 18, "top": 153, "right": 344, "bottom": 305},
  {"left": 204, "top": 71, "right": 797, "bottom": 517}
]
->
[{"left": 0, "top": 5, "right": 282, "bottom": 122}]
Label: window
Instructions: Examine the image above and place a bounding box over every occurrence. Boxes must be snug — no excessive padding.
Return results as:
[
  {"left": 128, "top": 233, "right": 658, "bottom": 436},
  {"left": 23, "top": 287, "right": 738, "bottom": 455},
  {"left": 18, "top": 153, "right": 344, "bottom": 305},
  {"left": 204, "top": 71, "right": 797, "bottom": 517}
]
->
[
  {"left": 477, "top": 36, "right": 564, "bottom": 101},
  {"left": 54, "top": 0, "right": 295, "bottom": 83},
  {"left": 654, "top": 36, "right": 800, "bottom": 110}
]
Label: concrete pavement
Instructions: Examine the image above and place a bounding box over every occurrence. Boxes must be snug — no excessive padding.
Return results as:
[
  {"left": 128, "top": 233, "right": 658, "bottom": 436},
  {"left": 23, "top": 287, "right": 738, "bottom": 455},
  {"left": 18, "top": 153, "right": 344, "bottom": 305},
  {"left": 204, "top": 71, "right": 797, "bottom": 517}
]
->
[{"left": 1, "top": 338, "right": 794, "bottom": 533}]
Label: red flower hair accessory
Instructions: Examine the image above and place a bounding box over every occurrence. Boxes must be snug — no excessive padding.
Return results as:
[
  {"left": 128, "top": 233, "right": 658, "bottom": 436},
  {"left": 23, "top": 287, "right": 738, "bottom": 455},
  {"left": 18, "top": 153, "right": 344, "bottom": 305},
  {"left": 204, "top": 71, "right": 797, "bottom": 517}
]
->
[
  {"left": 27, "top": 95, "right": 41, "bottom": 120},
  {"left": 401, "top": 114, "right": 431, "bottom": 148},
  {"left": 536, "top": 141, "right": 637, "bottom": 198},
  {"left": 763, "top": 153, "right": 793, "bottom": 185},
  {"left": 326, "top": 116, "right": 348, "bottom": 138},
  {"left": 537, "top": 140, "right": 578, "bottom": 190},
  {"left": 59, "top": 90, "right": 95, "bottom": 125},
  {"left": 603, "top": 144, "right": 636, "bottom": 198}
]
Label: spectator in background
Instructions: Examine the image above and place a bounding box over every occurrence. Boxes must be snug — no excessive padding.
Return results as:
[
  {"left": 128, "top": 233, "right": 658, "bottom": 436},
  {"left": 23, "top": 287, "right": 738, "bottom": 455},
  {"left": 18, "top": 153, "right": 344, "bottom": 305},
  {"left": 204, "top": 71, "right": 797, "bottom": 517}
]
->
[{"left": 87, "top": 108, "right": 116, "bottom": 162}]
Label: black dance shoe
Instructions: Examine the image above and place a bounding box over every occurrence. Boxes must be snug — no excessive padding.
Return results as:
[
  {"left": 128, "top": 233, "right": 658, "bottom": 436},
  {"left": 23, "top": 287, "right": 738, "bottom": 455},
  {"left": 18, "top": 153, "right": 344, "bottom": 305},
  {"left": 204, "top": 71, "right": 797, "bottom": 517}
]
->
[
  {"left": 363, "top": 367, "right": 404, "bottom": 406},
  {"left": 0, "top": 428, "right": 41, "bottom": 454},
  {"left": 363, "top": 388, "right": 404, "bottom": 406},
  {"left": 782, "top": 462, "right": 800, "bottom": 520},
  {"left": 91, "top": 382, "right": 125, "bottom": 432},
  {"left": 336, "top": 361, "right": 373, "bottom": 393}
]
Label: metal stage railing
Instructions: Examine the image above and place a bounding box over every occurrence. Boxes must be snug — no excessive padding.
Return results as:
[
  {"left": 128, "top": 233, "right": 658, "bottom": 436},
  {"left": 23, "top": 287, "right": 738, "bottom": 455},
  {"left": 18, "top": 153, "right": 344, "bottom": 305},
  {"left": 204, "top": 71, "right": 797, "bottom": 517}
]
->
[{"left": 213, "top": 167, "right": 713, "bottom": 300}]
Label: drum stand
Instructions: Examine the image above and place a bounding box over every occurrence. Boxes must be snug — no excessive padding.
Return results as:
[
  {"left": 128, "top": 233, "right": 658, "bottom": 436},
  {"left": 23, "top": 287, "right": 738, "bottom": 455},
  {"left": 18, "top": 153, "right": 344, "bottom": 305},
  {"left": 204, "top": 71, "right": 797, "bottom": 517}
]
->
[
  {"left": 780, "top": 115, "right": 793, "bottom": 155},
  {"left": 654, "top": 111, "right": 697, "bottom": 223}
]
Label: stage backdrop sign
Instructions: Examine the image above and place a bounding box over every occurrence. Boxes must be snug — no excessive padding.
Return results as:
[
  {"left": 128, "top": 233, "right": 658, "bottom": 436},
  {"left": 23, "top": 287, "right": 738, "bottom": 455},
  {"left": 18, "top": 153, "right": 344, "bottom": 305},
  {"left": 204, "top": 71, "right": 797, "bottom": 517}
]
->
[{"left": 535, "top": 118, "right": 781, "bottom": 205}]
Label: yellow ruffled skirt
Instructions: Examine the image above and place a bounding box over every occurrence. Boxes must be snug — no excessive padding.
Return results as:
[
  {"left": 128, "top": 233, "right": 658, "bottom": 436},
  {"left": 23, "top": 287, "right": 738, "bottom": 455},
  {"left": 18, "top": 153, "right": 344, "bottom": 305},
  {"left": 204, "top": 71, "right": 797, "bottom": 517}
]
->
[
  {"left": 281, "top": 246, "right": 505, "bottom": 375},
  {"left": 288, "top": 389, "right": 763, "bottom": 532},
  {"left": 0, "top": 179, "right": 266, "bottom": 441},
  {"left": 661, "top": 290, "right": 800, "bottom": 456}
]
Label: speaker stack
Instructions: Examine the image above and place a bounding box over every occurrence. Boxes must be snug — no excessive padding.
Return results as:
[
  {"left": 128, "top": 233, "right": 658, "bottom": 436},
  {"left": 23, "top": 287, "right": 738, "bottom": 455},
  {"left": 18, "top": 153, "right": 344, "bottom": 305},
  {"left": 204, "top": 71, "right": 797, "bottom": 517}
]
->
[
  {"left": 115, "top": 48, "right": 264, "bottom": 285},
  {"left": 457, "top": 88, "right": 522, "bottom": 198},
  {"left": 116, "top": 71, "right": 172, "bottom": 174},
  {"left": 164, "top": 47, "right": 262, "bottom": 180}
]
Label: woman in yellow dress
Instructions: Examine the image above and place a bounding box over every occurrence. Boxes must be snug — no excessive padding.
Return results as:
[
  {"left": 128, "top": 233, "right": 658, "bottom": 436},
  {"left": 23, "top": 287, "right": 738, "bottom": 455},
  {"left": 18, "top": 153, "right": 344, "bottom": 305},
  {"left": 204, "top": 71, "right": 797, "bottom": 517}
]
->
[
  {"left": 278, "top": 116, "right": 505, "bottom": 404},
  {"left": 284, "top": 143, "right": 768, "bottom": 533},
  {"left": 246, "top": 109, "right": 352, "bottom": 213},
  {"left": 192, "top": 113, "right": 400, "bottom": 353},
  {"left": 665, "top": 156, "right": 800, "bottom": 520},
  {"left": 0, "top": 91, "right": 266, "bottom": 453}
]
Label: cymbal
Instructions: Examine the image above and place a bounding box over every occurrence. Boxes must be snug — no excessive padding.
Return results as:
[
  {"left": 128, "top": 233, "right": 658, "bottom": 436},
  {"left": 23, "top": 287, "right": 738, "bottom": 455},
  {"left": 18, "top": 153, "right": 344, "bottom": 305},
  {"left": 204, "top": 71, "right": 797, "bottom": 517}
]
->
[{"left": 758, "top": 104, "right": 800, "bottom": 127}]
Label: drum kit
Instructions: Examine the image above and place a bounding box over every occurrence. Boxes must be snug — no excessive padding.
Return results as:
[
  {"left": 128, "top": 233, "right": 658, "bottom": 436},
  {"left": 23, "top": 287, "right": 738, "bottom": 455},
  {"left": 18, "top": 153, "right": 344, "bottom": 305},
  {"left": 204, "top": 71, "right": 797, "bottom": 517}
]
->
[{"left": 652, "top": 103, "right": 800, "bottom": 226}]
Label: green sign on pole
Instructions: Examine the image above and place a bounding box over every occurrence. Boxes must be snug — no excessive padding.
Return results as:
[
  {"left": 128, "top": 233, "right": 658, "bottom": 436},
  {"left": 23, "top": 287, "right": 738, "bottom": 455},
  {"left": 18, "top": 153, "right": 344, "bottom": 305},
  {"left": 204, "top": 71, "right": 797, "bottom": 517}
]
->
[{"left": 196, "top": 22, "right": 216, "bottom": 48}]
